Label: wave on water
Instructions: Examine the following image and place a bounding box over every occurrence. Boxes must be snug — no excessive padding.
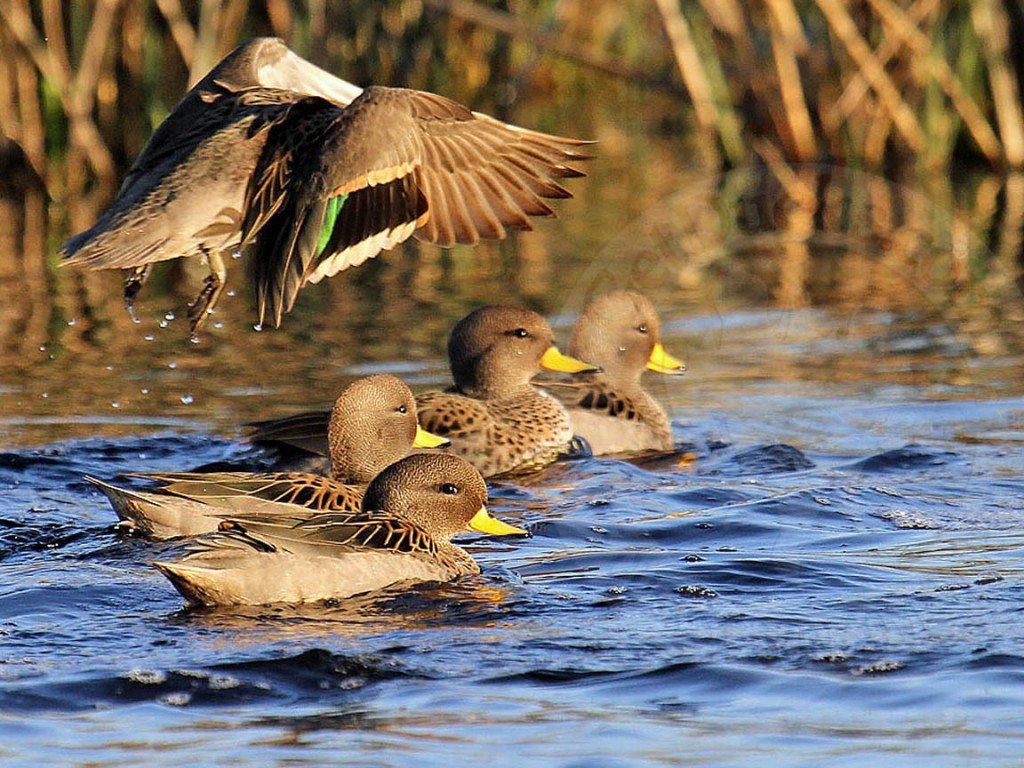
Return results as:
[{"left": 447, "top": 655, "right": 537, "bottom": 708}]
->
[{"left": 0, "top": 648, "right": 415, "bottom": 712}]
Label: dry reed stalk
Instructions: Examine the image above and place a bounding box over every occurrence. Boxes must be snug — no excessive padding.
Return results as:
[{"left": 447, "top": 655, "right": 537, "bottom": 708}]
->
[
  {"left": 813, "top": 0, "right": 924, "bottom": 152},
  {"left": 753, "top": 139, "right": 816, "bottom": 211},
  {"left": 264, "top": 0, "right": 293, "bottom": 39},
  {"left": 863, "top": 101, "right": 892, "bottom": 165},
  {"left": 867, "top": 0, "right": 1001, "bottom": 165},
  {"left": 832, "top": 0, "right": 937, "bottom": 119},
  {"left": 40, "top": 0, "right": 71, "bottom": 74},
  {"left": 73, "top": 0, "right": 121, "bottom": 120},
  {"left": 155, "top": 0, "right": 198, "bottom": 67},
  {"left": 0, "top": 0, "right": 119, "bottom": 185},
  {"left": 217, "top": 0, "right": 251, "bottom": 57},
  {"left": 685, "top": 9, "right": 745, "bottom": 164},
  {"left": 774, "top": 199, "right": 813, "bottom": 309},
  {"left": 766, "top": 1, "right": 816, "bottom": 161},
  {"left": 654, "top": 0, "right": 749, "bottom": 165},
  {"left": 653, "top": 0, "right": 718, "bottom": 133},
  {"left": 15, "top": 44, "right": 48, "bottom": 182},
  {"left": 971, "top": 0, "right": 1024, "bottom": 167},
  {"left": 995, "top": 174, "right": 1024, "bottom": 278},
  {"left": 421, "top": 0, "right": 677, "bottom": 92},
  {"left": 191, "top": 0, "right": 224, "bottom": 86},
  {"left": 694, "top": 0, "right": 745, "bottom": 37},
  {"left": 763, "top": 0, "right": 808, "bottom": 54},
  {"left": 0, "top": 42, "right": 17, "bottom": 145}
]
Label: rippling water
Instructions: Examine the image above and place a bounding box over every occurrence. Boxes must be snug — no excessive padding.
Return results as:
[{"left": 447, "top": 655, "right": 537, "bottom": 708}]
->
[{"left": 1, "top": 284, "right": 1023, "bottom": 765}]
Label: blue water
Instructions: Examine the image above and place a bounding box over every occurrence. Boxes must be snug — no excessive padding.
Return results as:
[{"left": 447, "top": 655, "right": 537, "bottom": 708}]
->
[{"left": 1, "top": 307, "right": 1023, "bottom": 767}]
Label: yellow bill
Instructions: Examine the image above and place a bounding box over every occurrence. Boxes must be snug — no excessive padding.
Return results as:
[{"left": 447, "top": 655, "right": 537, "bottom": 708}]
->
[
  {"left": 540, "top": 346, "right": 600, "bottom": 374},
  {"left": 646, "top": 342, "right": 686, "bottom": 375},
  {"left": 413, "top": 424, "right": 450, "bottom": 449},
  {"left": 468, "top": 507, "right": 528, "bottom": 536}
]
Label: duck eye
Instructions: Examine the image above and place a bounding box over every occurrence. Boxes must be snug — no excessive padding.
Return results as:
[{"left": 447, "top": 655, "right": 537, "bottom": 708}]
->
[
  {"left": 507, "top": 328, "right": 529, "bottom": 338},
  {"left": 637, "top": 324, "right": 648, "bottom": 334},
  {"left": 440, "top": 483, "right": 460, "bottom": 495},
  {"left": 397, "top": 404, "right": 408, "bottom": 414}
]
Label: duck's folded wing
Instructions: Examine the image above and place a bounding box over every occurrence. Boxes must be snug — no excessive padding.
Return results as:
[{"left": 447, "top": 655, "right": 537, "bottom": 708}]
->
[
  {"left": 538, "top": 380, "right": 643, "bottom": 420},
  {"left": 246, "top": 409, "right": 332, "bottom": 455},
  {"left": 241, "top": 86, "right": 591, "bottom": 326},
  {"left": 209, "top": 509, "right": 439, "bottom": 560},
  {"left": 130, "top": 471, "right": 361, "bottom": 512}
]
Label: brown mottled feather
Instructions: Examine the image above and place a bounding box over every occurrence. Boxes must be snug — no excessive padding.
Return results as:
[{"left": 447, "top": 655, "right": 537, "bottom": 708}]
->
[
  {"left": 242, "top": 86, "right": 590, "bottom": 326},
  {"left": 128, "top": 471, "right": 363, "bottom": 512}
]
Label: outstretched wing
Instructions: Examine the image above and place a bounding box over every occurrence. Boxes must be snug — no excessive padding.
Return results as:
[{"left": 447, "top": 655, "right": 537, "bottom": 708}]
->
[{"left": 241, "top": 86, "right": 591, "bottom": 326}]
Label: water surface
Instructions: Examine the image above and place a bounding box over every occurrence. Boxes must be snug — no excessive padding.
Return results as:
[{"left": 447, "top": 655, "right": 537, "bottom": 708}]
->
[{"left": 1, "top": 159, "right": 1023, "bottom": 765}]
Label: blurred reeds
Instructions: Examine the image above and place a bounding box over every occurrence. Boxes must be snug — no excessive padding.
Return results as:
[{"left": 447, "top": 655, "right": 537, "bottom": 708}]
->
[{"left": 3, "top": 0, "right": 1024, "bottom": 196}]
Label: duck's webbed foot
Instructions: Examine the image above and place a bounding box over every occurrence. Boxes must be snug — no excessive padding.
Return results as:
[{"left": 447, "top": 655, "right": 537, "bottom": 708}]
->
[
  {"left": 123, "top": 265, "right": 151, "bottom": 322},
  {"left": 187, "top": 252, "right": 227, "bottom": 334}
]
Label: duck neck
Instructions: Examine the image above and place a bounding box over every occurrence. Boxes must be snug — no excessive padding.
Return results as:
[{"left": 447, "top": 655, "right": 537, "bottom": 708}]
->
[
  {"left": 328, "top": 417, "right": 391, "bottom": 485},
  {"left": 456, "top": 380, "right": 535, "bottom": 401}
]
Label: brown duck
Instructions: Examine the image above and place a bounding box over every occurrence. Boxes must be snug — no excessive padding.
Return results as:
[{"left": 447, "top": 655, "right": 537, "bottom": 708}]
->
[
  {"left": 61, "top": 38, "right": 590, "bottom": 333},
  {"left": 248, "top": 306, "right": 598, "bottom": 477},
  {"left": 87, "top": 374, "right": 447, "bottom": 539},
  {"left": 540, "top": 291, "right": 685, "bottom": 454},
  {"left": 155, "top": 453, "right": 527, "bottom": 606}
]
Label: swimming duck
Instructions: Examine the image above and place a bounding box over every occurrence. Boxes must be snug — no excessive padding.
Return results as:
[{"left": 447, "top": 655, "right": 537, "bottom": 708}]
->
[
  {"left": 87, "top": 374, "right": 447, "bottom": 539},
  {"left": 155, "top": 453, "right": 526, "bottom": 606},
  {"left": 60, "top": 37, "right": 590, "bottom": 333},
  {"left": 248, "top": 306, "right": 599, "bottom": 477},
  {"left": 540, "top": 291, "right": 685, "bottom": 454}
]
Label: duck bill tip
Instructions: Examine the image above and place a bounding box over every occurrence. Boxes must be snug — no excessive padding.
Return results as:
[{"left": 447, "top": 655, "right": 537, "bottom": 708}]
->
[
  {"left": 646, "top": 343, "right": 686, "bottom": 375},
  {"left": 467, "top": 507, "right": 527, "bottom": 536},
  {"left": 540, "top": 346, "right": 600, "bottom": 374},
  {"left": 413, "top": 424, "right": 451, "bottom": 449}
]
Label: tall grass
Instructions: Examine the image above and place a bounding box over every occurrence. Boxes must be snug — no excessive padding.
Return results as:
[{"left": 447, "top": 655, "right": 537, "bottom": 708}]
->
[{"left": 1, "top": 0, "right": 1024, "bottom": 199}]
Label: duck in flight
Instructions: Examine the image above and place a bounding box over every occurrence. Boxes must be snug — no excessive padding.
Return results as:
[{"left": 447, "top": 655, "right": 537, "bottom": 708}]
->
[{"left": 61, "top": 37, "right": 591, "bottom": 333}]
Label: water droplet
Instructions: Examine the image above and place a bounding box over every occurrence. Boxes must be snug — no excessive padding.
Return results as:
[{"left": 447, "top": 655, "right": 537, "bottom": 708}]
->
[
  {"left": 253, "top": 323, "right": 262, "bottom": 332},
  {"left": 164, "top": 312, "right": 176, "bottom": 321},
  {"left": 41, "top": 392, "right": 48, "bottom": 398},
  {"left": 105, "top": 365, "right": 113, "bottom": 371},
  {"left": 67, "top": 319, "right": 76, "bottom": 327},
  {"left": 144, "top": 334, "right": 155, "bottom": 342},
  {"left": 111, "top": 401, "right": 120, "bottom": 409},
  {"left": 180, "top": 394, "right": 194, "bottom": 405},
  {"left": 231, "top": 251, "right": 242, "bottom": 260},
  {"left": 226, "top": 290, "right": 236, "bottom": 297},
  {"left": 213, "top": 321, "right": 223, "bottom": 329},
  {"left": 159, "top": 320, "right": 168, "bottom": 328},
  {"left": 140, "top": 388, "right": 149, "bottom": 395},
  {"left": 39, "top": 345, "right": 46, "bottom": 352},
  {"left": 189, "top": 334, "right": 200, "bottom": 345},
  {"left": 168, "top": 361, "right": 177, "bottom": 369}
]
